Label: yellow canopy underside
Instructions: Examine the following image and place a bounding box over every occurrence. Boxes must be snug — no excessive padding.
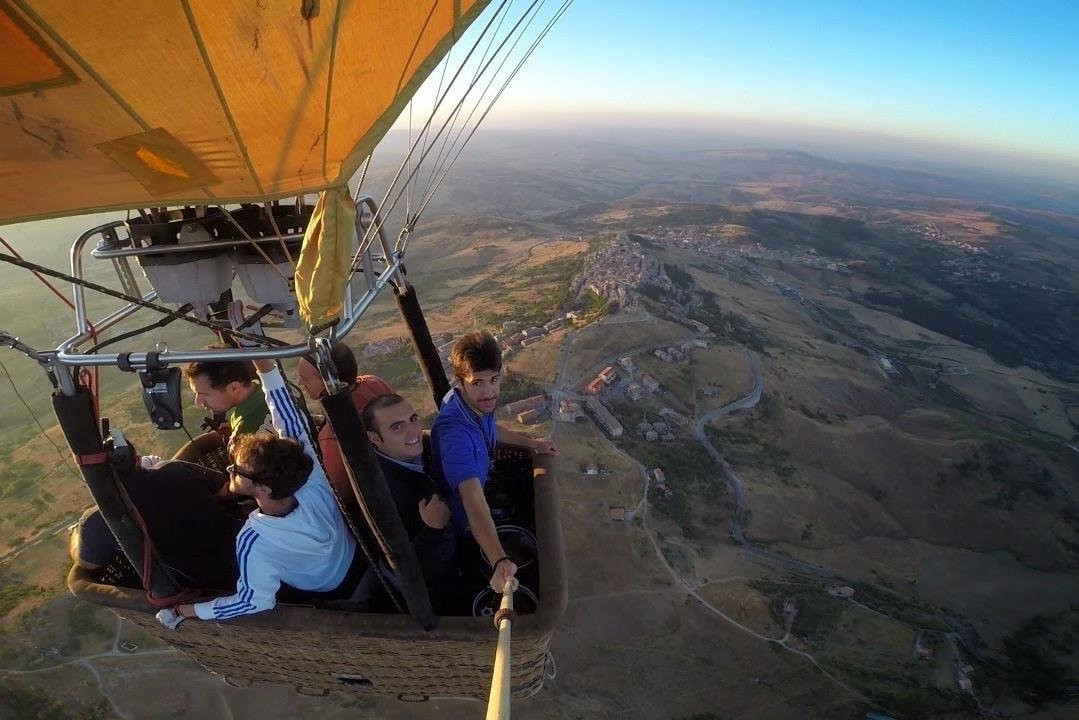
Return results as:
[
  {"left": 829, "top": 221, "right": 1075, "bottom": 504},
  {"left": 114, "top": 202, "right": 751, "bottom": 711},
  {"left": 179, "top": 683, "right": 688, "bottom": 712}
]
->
[{"left": 0, "top": 0, "right": 489, "bottom": 226}]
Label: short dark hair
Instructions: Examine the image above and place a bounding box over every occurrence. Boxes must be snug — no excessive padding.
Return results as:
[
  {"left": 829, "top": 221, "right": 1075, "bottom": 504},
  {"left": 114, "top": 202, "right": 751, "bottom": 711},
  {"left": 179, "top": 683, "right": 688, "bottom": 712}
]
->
[
  {"left": 362, "top": 393, "right": 406, "bottom": 436},
  {"left": 182, "top": 344, "right": 256, "bottom": 390},
  {"left": 301, "top": 342, "right": 358, "bottom": 386},
  {"left": 450, "top": 331, "right": 501, "bottom": 381},
  {"left": 231, "top": 434, "right": 312, "bottom": 499}
]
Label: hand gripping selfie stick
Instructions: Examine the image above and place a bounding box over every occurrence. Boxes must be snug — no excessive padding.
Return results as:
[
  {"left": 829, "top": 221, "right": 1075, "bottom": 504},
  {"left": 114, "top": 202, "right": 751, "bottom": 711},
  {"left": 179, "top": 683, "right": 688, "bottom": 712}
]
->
[{"left": 485, "top": 578, "right": 517, "bottom": 720}]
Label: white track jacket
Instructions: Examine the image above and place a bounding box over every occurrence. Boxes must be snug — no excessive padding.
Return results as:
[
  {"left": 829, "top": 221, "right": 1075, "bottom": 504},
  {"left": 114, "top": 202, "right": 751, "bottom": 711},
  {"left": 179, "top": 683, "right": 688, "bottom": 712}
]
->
[{"left": 193, "top": 368, "right": 355, "bottom": 620}]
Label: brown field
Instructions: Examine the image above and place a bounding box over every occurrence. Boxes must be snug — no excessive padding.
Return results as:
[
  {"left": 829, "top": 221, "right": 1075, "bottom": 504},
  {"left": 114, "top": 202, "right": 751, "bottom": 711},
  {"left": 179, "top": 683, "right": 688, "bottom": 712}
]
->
[
  {"left": 507, "top": 330, "right": 566, "bottom": 386},
  {"left": 694, "top": 579, "right": 784, "bottom": 638},
  {"left": 876, "top": 208, "right": 1007, "bottom": 242},
  {"left": 682, "top": 249, "right": 1079, "bottom": 691},
  {"left": 694, "top": 344, "right": 755, "bottom": 408},
  {"left": 567, "top": 315, "right": 691, "bottom": 380},
  {"left": 752, "top": 199, "right": 844, "bottom": 216},
  {"left": 787, "top": 536, "right": 1079, "bottom": 650}
]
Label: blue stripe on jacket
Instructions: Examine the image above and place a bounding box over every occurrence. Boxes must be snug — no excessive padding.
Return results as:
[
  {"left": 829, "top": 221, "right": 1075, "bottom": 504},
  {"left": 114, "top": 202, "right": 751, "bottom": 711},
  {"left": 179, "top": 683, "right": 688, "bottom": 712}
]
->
[
  {"left": 270, "top": 387, "right": 302, "bottom": 438},
  {"left": 213, "top": 528, "right": 259, "bottom": 618}
]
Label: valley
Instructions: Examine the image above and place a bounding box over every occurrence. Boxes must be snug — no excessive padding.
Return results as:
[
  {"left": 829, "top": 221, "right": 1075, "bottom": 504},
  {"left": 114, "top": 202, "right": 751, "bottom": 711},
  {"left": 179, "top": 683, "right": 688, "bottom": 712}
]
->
[{"left": 1, "top": 134, "right": 1077, "bottom": 719}]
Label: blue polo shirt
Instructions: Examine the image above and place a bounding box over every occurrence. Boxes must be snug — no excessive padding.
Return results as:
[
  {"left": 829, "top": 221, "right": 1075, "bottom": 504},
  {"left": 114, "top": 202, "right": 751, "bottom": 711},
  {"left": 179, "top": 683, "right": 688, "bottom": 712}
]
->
[{"left": 431, "top": 388, "right": 497, "bottom": 536}]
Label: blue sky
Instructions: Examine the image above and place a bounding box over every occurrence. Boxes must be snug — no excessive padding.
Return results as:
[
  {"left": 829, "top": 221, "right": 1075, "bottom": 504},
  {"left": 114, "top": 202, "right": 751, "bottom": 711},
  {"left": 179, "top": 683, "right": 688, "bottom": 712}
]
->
[{"left": 484, "top": 0, "right": 1079, "bottom": 164}]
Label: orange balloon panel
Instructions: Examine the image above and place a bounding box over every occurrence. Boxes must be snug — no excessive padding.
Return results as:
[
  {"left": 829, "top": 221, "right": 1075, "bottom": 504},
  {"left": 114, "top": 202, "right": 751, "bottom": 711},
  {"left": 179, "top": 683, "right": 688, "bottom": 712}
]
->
[{"left": 0, "top": 0, "right": 489, "bottom": 224}]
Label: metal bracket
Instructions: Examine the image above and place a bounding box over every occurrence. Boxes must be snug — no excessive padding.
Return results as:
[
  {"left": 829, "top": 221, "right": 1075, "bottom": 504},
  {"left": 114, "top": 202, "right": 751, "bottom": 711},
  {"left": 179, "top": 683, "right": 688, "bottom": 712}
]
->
[
  {"left": 313, "top": 337, "right": 345, "bottom": 397},
  {"left": 1, "top": 331, "right": 50, "bottom": 363},
  {"left": 0, "top": 331, "right": 68, "bottom": 391}
]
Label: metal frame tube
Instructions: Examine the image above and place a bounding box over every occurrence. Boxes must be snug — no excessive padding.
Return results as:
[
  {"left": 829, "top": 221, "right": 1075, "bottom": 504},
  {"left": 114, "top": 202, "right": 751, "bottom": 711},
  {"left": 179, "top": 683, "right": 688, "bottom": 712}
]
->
[
  {"left": 59, "top": 291, "right": 159, "bottom": 354},
  {"left": 90, "top": 233, "right": 304, "bottom": 259},
  {"left": 53, "top": 197, "right": 402, "bottom": 371},
  {"left": 70, "top": 221, "right": 126, "bottom": 334}
]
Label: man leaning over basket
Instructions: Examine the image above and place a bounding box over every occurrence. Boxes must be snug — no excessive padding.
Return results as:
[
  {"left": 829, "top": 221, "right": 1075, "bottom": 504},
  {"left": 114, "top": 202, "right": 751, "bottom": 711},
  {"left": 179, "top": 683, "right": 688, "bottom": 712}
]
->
[
  {"left": 158, "top": 359, "right": 365, "bottom": 628},
  {"left": 431, "top": 331, "right": 557, "bottom": 594}
]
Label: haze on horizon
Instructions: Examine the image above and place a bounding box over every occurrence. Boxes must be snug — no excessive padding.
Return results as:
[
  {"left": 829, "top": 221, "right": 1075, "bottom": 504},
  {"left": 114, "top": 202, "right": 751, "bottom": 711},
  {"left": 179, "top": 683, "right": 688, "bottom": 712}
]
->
[{"left": 458, "top": 0, "right": 1079, "bottom": 177}]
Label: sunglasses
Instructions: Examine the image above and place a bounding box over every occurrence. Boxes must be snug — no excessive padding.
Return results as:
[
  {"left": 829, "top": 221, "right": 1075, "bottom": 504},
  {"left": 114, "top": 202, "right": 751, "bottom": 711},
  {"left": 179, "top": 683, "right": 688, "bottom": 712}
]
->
[{"left": 226, "top": 464, "right": 260, "bottom": 483}]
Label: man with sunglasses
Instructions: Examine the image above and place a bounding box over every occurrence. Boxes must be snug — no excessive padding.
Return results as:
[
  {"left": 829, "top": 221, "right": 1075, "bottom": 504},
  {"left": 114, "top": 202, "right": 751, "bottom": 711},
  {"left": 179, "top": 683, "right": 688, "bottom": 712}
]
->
[{"left": 162, "top": 359, "right": 362, "bottom": 626}]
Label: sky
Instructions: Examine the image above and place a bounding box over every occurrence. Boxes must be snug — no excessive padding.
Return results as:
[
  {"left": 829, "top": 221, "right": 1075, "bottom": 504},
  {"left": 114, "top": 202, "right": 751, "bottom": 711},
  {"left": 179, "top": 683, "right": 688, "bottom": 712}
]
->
[{"left": 480, "top": 0, "right": 1079, "bottom": 167}]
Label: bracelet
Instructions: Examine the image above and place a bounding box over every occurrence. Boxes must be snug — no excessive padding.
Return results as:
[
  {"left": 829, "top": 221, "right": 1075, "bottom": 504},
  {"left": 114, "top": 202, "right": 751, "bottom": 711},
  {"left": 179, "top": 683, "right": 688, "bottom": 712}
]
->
[{"left": 493, "top": 556, "right": 512, "bottom": 570}]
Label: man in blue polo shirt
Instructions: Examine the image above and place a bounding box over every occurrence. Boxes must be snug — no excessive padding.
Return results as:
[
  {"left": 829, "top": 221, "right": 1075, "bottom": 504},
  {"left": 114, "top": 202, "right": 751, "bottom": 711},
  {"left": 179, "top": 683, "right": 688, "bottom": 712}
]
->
[{"left": 431, "top": 331, "right": 557, "bottom": 592}]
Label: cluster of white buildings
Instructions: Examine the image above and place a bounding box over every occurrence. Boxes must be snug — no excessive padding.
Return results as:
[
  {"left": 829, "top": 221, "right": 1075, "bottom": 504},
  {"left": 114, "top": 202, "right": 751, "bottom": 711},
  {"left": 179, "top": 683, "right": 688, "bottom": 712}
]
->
[
  {"left": 645, "top": 226, "right": 852, "bottom": 276},
  {"left": 362, "top": 336, "right": 407, "bottom": 358},
  {"left": 493, "top": 315, "right": 572, "bottom": 354},
  {"left": 637, "top": 419, "right": 674, "bottom": 442},
  {"left": 570, "top": 234, "right": 662, "bottom": 309},
  {"left": 651, "top": 345, "right": 686, "bottom": 362},
  {"left": 585, "top": 396, "right": 623, "bottom": 438},
  {"left": 634, "top": 408, "right": 687, "bottom": 443},
  {"left": 625, "top": 372, "right": 659, "bottom": 401}
]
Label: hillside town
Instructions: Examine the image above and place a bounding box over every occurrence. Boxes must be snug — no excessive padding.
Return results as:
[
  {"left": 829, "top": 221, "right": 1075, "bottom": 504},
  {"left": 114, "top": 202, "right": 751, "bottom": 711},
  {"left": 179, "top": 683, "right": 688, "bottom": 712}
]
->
[{"left": 569, "top": 234, "right": 666, "bottom": 308}]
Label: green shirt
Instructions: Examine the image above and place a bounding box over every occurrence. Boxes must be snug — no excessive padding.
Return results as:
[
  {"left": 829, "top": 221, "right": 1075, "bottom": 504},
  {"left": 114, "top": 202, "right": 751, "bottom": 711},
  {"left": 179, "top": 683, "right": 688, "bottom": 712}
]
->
[{"left": 227, "top": 381, "right": 271, "bottom": 437}]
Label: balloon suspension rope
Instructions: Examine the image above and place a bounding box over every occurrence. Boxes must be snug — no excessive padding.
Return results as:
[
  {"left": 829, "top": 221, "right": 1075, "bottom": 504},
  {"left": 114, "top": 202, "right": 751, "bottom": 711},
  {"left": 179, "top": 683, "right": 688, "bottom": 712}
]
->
[{"left": 0, "top": 235, "right": 100, "bottom": 416}]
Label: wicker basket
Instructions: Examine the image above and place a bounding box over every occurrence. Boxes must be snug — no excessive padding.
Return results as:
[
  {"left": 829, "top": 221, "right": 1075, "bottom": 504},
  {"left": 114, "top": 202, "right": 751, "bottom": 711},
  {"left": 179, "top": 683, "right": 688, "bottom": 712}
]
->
[{"left": 70, "top": 454, "right": 565, "bottom": 700}]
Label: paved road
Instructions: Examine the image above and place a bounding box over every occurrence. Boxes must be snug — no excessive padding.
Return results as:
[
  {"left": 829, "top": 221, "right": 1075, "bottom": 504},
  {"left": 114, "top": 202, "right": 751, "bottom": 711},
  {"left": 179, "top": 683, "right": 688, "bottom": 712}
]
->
[
  {"left": 690, "top": 351, "right": 834, "bottom": 577},
  {"left": 693, "top": 349, "right": 762, "bottom": 524},
  {"left": 0, "top": 515, "right": 79, "bottom": 566}
]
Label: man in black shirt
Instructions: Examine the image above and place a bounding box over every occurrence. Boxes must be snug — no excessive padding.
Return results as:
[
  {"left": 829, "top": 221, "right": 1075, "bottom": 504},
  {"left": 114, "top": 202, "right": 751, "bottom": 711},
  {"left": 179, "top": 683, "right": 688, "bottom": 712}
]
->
[
  {"left": 77, "top": 432, "right": 242, "bottom": 592},
  {"left": 363, "top": 394, "right": 456, "bottom": 607}
]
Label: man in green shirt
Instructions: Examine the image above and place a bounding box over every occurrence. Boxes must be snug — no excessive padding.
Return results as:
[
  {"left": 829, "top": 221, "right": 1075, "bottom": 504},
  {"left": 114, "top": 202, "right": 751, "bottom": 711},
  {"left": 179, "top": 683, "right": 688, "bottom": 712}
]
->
[{"left": 183, "top": 353, "right": 271, "bottom": 440}]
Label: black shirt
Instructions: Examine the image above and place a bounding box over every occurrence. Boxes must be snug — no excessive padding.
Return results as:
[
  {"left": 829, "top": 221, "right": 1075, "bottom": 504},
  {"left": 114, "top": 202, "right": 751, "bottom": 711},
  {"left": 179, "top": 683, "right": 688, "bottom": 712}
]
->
[
  {"left": 79, "top": 460, "right": 242, "bottom": 591},
  {"left": 374, "top": 453, "right": 456, "bottom": 593}
]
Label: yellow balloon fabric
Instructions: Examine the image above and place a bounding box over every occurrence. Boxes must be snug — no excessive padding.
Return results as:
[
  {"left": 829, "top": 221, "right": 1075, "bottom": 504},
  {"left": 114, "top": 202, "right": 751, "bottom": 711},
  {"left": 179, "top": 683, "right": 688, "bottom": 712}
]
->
[{"left": 295, "top": 186, "right": 356, "bottom": 329}]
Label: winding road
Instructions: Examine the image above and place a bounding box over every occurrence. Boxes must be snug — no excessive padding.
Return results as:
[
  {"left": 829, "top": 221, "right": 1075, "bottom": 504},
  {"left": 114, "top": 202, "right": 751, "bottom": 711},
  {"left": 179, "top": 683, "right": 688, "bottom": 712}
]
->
[
  {"left": 692, "top": 351, "right": 835, "bottom": 576},
  {"left": 552, "top": 314, "right": 984, "bottom": 713},
  {"left": 551, "top": 331, "right": 882, "bottom": 709},
  {"left": 693, "top": 349, "right": 762, "bottom": 531},
  {"left": 687, "top": 343, "right": 983, "bottom": 659}
]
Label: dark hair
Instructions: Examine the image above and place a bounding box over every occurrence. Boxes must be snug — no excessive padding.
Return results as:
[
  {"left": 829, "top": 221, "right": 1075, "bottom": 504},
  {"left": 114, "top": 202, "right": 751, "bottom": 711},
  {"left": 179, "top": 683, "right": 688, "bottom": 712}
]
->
[
  {"left": 231, "top": 434, "right": 312, "bottom": 499},
  {"left": 362, "top": 393, "right": 407, "bottom": 436},
  {"left": 450, "top": 331, "right": 501, "bottom": 381},
  {"left": 301, "top": 342, "right": 358, "bottom": 386},
  {"left": 182, "top": 344, "right": 256, "bottom": 390}
]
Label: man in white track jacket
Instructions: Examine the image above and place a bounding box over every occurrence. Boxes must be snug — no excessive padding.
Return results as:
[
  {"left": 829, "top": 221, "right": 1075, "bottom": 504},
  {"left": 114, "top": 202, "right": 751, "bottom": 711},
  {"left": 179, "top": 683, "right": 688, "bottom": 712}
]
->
[{"left": 164, "top": 360, "right": 359, "bottom": 624}]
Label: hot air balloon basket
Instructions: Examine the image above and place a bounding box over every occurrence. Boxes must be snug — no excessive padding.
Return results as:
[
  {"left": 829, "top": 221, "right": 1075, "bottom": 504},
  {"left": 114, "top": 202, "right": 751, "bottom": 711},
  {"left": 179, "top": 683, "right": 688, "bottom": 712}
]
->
[{"left": 114, "top": 605, "right": 556, "bottom": 700}]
